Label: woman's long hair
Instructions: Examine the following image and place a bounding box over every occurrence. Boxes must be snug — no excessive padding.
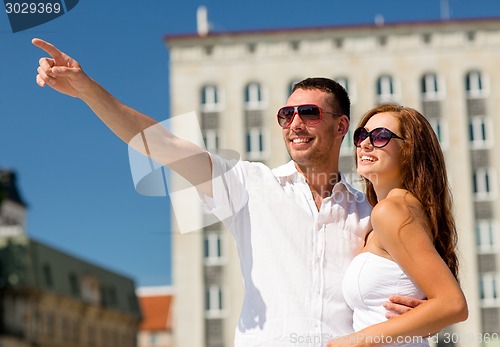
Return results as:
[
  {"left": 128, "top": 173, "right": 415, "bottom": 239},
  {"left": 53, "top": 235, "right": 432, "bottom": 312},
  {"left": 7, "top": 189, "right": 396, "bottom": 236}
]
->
[{"left": 355, "top": 104, "right": 459, "bottom": 280}]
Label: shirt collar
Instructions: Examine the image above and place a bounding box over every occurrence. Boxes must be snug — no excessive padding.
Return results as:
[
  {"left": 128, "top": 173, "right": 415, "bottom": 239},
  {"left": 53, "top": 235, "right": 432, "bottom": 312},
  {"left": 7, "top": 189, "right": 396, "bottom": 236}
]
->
[
  {"left": 336, "top": 173, "right": 366, "bottom": 200},
  {"left": 272, "top": 160, "right": 298, "bottom": 178},
  {"left": 273, "top": 161, "right": 365, "bottom": 198}
]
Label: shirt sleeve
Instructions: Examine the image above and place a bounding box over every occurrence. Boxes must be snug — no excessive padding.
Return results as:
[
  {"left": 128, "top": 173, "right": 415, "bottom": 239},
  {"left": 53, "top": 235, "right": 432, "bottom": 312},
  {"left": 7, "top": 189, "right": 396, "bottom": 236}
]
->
[{"left": 198, "top": 153, "right": 249, "bottom": 226}]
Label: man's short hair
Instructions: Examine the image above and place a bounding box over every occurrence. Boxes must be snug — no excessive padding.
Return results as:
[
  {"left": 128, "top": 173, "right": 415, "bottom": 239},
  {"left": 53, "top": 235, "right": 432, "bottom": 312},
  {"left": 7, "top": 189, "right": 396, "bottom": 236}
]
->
[{"left": 292, "top": 77, "right": 351, "bottom": 119}]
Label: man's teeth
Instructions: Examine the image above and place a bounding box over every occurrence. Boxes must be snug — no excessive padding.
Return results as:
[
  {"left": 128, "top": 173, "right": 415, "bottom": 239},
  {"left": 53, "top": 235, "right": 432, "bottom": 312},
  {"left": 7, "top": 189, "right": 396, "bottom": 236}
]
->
[
  {"left": 361, "top": 155, "right": 376, "bottom": 162},
  {"left": 292, "top": 138, "right": 311, "bottom": 144}
]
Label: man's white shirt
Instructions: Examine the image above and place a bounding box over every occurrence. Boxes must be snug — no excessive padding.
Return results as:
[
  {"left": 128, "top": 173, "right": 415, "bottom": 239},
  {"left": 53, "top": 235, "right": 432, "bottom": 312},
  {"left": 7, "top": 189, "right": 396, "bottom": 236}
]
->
[{"left": 201, "top": 154, "right": 372, "bottom": 346}]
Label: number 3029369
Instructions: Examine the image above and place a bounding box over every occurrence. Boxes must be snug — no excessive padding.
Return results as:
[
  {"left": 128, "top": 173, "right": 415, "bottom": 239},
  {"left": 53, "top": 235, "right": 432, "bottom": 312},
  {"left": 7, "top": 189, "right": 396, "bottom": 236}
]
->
[{"left": 5, "top": 2, "right": 62, "bottom": 14}]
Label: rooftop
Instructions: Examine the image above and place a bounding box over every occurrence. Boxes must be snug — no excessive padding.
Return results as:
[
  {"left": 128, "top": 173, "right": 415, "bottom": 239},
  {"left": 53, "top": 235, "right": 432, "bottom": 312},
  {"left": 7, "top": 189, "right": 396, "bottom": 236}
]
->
[{"left": 138, "top": 287, "right": 173, "bottom": 331}]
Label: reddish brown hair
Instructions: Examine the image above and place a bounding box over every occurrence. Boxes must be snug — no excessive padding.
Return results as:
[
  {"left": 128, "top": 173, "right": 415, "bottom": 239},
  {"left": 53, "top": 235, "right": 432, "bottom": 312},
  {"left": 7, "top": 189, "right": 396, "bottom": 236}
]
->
[{"left": 356, "top": 104, "right": 459, "bottom": 280}]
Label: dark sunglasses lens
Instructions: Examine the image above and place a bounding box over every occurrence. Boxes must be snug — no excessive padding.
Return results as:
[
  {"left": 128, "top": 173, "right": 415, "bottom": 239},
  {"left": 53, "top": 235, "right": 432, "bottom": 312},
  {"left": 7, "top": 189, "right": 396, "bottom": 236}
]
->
[
  {"left": 353, "top": 128, "right": 368, "bottom": 147},
  {"left": 278, "top": 107, "right": 295, "bottom": 126},
  {"left": 371, "top": 128, "right": 392, "bottom": 147},
  {"left": 297, "top": 105, "right": 321, "bottom": 124}
]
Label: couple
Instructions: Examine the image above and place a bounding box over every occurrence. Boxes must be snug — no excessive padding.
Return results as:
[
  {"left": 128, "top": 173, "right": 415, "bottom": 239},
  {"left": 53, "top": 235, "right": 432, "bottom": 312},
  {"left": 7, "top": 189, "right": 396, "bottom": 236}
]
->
[{"left": 33, "top": 38, "right": 467, "bottom": 346}]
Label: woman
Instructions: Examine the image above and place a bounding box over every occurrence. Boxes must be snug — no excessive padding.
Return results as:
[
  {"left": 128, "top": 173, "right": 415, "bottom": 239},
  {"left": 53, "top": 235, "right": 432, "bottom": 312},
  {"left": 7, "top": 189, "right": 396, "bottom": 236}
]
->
[{"left": 329, "top": 104, "right": 468, "bottom": 346}]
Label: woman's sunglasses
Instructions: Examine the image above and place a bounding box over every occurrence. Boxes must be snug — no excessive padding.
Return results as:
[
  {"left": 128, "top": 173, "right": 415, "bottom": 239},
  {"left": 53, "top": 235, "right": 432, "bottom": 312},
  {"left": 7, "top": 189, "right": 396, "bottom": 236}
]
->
[
  {"left": 276, "top": 104, "right": 343, "bottom": 128},
  {"left": 353, "top": 127, "right": 404, "bottom": 148}
]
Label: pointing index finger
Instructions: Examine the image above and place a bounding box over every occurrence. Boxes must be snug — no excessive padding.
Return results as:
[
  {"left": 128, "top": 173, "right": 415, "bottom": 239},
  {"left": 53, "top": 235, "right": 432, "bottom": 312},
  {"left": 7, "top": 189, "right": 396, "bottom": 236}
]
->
[{"left": 32, "top": 38, "right": 65, "bottom": 60}]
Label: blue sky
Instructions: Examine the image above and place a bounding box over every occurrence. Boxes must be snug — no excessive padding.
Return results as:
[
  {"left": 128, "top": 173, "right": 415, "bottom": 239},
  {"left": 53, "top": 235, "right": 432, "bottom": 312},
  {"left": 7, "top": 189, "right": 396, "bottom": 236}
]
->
[{"left": 1, "top": 0, "right": 500, "bottom": 287}]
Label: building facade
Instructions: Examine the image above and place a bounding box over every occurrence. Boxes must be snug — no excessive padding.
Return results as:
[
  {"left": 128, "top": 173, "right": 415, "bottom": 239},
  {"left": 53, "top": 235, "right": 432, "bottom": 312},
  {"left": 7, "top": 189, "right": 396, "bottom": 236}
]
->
[
  {"left": 0, "top": 170, "right": 142, "bottom": 347},
  {"left": 166, "top": 17, "right": 500, "bottom": 347}
]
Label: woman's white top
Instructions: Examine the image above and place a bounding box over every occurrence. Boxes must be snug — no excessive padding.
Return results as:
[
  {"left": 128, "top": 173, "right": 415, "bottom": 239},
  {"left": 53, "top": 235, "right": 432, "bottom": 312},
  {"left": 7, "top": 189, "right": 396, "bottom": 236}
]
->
[{"left": 342, "top": 252, "right": 429, "bottom": 347}]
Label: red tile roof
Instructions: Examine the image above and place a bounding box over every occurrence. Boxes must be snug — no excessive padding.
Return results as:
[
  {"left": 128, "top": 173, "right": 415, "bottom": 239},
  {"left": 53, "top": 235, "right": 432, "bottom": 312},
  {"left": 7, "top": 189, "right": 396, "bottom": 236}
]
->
[{"left": 139, "top": 295, "right": 173, "bottom": 331}]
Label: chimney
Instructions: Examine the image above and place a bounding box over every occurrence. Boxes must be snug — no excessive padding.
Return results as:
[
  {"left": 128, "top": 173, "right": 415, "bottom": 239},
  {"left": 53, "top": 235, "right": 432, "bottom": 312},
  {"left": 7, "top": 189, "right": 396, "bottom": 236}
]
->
[
  {"left": 440, "top": 0, "right": 450, "bottom": 20},
  {"left": 197, "top": 6, "right": 209, "bottom": 37}
]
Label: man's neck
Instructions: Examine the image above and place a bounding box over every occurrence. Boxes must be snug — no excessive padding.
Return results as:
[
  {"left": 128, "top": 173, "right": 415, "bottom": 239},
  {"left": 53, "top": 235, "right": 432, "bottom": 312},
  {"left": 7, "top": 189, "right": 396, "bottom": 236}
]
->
[{"left": 296, "top": 164, "right": 341, "bottom": 208}]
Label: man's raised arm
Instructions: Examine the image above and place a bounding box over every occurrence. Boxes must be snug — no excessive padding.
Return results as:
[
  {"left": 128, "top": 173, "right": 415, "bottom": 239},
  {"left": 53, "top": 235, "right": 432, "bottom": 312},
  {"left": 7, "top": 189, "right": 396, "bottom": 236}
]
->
[{"left": 32, "top": 38, "right": 212, "bottom": 196}]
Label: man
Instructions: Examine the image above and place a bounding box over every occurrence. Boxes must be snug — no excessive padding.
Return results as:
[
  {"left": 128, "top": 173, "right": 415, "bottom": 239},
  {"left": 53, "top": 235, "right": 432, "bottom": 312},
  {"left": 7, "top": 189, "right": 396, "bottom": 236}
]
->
[{"left": 33, "top": 38, "right": 419, "bottom": 346}]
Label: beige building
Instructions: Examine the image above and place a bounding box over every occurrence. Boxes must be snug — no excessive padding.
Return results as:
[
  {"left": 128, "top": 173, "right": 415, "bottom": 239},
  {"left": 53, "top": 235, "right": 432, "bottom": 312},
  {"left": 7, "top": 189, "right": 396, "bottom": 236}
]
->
[{"left": 165, "top": 17, "right": 500, "bottom": 347}]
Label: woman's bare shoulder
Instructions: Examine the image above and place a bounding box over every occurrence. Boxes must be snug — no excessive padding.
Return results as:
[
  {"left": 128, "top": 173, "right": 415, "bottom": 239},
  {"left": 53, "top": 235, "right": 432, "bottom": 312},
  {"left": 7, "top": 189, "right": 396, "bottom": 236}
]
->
[{"left": 371, "top": 189, "right": 426, "bottom": 233}]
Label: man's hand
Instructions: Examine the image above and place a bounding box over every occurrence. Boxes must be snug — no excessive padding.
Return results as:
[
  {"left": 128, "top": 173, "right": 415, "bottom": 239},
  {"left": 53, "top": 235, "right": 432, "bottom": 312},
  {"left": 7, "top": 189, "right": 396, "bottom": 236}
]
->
[
  {"left": 32, "top": 38, "right": 92, "bottom": 98},
  {"left": 384, "top": 294, "right": 425, "bottom": 319}
]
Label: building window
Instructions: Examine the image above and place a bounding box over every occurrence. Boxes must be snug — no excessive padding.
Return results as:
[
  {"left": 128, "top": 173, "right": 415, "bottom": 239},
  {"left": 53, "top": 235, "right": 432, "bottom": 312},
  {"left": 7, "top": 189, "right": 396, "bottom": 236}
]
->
[
  {"left": 335, "top": 76, "right": 356, "bottom": 104},
  {"left": 108, "top": 286, "right": 118, "bottom": 307},
  {"left": 43, "top": 264, "right": 53, "bottom": 287},
  {"left": 72, "top": 320, "right": 80, "bottom": 342},
  {"left": 204, "top": 45, "right": 213, "bottom": 56},
  {"left": 244, "top": 82, "right": 265, "bottom": 109},
  {"left": 205, "top": 285, "right": 226, "bottom": 318},
  {"left": 204, "top": 232, "right": 225, "bottom": 265},
  {"left": 46, "top": 313, "right": 55, "bottom": 338},
  {"left": 201, "top": 85, "right": 222, "bottom": 111},
  {"left": 69, "top": 272, "right": 79, "bottom": 296},
  {"left": 473, "top": 168, "right": 497, "bottom": 201},
  {"left": 466, "top": 70, "right": 487, "bottom": 98},
  {"left": 467, "top": 31, "right": 476, "bottom": 41},
  {"left": 246, "top": 127, "right": 268, "bottom": 160},
  {"left": 203, "top": 129, "right": 219, "bottom": 152},
  {"left": 149, "top": 332, "right": 158, "bottom": 345},
  {"left": 87, "top": 325, "right": 96, "bottom": 346},
  {"left": 81, "top": 276, "right": 101, "bottom": 305},
  {"left": 288, "top": 79, "right": 301, "bottom": 96},
  {"left": 62, "top": 317, "right": 70, "bottom": 341},
  {"left": 247, "top": 43, "right": 257, "bottom": 53},
  {"left": 10, "top": 296, "right": 26, "bottom": 331},
  {"left": 480, "top": 273, "right": 500, "bottom": 307},
  {"left": 340, "top": 128, "right": 354, "bottom": 156},
  {"left": 421, "top": 73, "right": 444, "bottom": 100},
  {"left": 376, "top": 75, "right": 397, "bottom": 103},
  {"left": 428, "top": 117, "right": 448, "bottom": 148},
  {"left": 469, "top": 115, "right": 493, "bottom": 149},
  {"left": 336, "top": 76, "right": 349, "bottom": 92},
  {"left": 101, "top": 328, "right": 109, "bottom": 347},
  {"left": 476, "top": 220, "right": 498, "bottom": 253}
]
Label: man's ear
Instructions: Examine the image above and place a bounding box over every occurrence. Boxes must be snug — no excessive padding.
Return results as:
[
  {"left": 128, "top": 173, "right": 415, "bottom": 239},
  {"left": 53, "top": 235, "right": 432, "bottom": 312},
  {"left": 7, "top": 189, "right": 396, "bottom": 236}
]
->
[{"left": 337, "top": 116, "right": 350, "bottom": 137}]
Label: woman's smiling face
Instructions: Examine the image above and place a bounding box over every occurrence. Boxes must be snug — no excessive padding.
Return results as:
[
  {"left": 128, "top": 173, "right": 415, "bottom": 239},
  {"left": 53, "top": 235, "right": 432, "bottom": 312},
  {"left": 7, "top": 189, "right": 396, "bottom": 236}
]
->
[{"left": 356, "top": 112, "right": 404, "bottom": 187}]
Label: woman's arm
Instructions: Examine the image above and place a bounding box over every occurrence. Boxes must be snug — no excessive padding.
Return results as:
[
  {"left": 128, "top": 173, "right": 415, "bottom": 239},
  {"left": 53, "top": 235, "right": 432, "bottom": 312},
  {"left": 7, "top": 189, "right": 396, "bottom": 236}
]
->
[{"left": 328, "top": 193, "right": 468, "bottom": 347}]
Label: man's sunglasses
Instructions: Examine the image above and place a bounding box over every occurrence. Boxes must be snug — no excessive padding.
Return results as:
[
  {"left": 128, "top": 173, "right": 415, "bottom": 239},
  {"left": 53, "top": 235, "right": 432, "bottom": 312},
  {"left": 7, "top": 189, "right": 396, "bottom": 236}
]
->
[
  {"left": 353, "top": 127, "right": 404, "bottom": 148},
  {"left": 277, "top": 104, "right": 343, "bottom": 128}
]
